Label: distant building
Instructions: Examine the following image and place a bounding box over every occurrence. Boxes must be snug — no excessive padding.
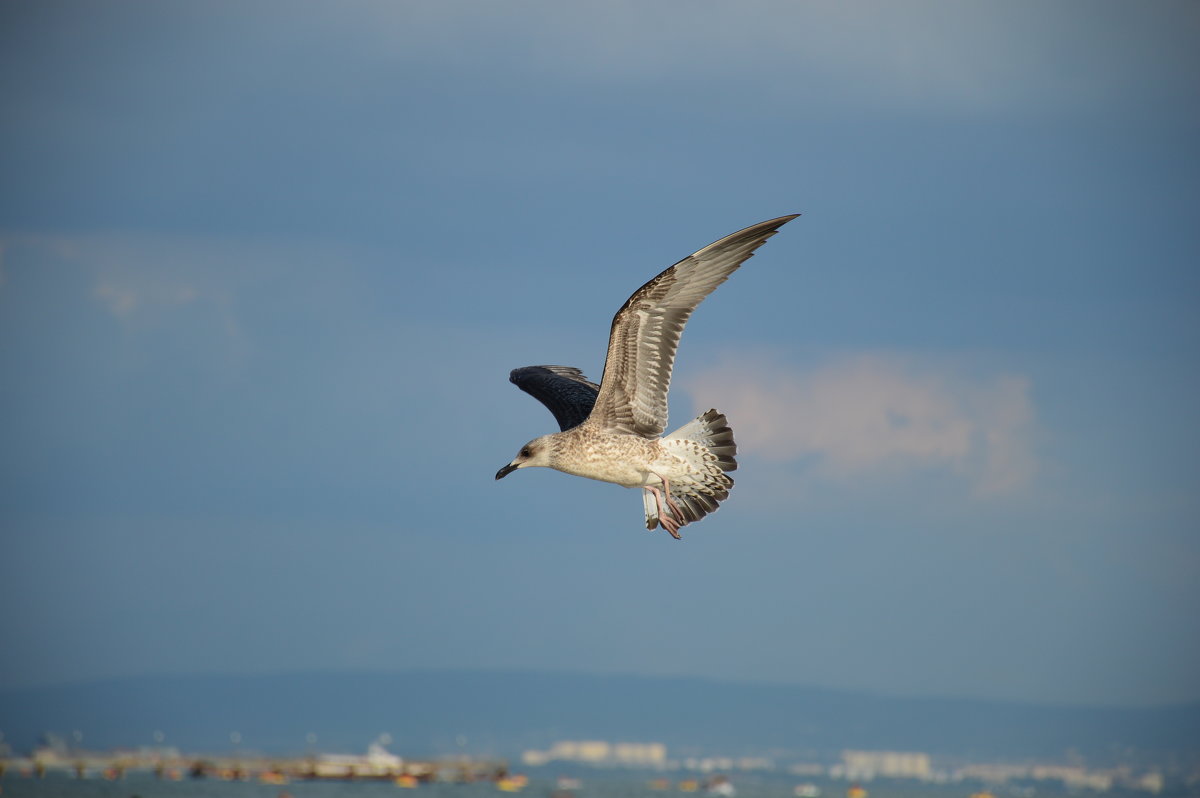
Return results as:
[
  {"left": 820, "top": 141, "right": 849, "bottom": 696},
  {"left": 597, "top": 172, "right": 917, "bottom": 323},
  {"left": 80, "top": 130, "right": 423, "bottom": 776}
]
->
[
  {"left": 955, "top": 763, "right": 1030, "bottom": 783},
  {"left": 837, "top": 751, "right": 931, "bottom": 781},
  {"left": 552, "top": 741, "right": 612, "bottom": 763},
  {"left": 614, "top": 743, "right": 668, "bottom": 767},
  {"left": 1030, "top": 765, "right": 1113, "bottom": 791},
  {"left": 522, "top": 740, "right": 667, "bottom": 768}
]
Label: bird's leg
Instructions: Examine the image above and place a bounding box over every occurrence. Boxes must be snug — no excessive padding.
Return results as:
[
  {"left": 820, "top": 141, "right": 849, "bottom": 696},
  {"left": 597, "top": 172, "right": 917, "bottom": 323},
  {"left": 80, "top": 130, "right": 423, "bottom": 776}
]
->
[
  {"left": 643, "top": 486, "right": 682, "bottom": 539},
  {"left": 651, "top": 472, "right": 686, "bottom": 523},
  {"left": 644, "top": 483, "right": 683, "bottom": 540},
  {"left": 643, "top": 485, "right": 665, "bottom": 527}
]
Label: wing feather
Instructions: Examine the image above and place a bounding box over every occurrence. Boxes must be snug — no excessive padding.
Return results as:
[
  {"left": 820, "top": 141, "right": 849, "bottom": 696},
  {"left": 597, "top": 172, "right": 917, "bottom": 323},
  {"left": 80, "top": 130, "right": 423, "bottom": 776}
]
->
[
  {"left": 509, "top": 365, "right": 600, "bottom": 432},
  {"left": 587, "top": 215, "right": 798, "bottom": 437}
]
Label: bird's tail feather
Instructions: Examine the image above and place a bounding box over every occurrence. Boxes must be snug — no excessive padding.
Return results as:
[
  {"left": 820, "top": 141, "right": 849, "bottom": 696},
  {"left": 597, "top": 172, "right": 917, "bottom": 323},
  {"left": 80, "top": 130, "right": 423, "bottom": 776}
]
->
[{"left": 643, "top": 409, "right": 737, "bottom": 534}]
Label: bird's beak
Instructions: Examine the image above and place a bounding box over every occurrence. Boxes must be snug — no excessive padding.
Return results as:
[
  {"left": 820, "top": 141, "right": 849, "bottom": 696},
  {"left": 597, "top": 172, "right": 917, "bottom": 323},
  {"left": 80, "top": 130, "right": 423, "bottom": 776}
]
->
[{"left": 495, "top": 462, "right": 518, "bottom": 480}]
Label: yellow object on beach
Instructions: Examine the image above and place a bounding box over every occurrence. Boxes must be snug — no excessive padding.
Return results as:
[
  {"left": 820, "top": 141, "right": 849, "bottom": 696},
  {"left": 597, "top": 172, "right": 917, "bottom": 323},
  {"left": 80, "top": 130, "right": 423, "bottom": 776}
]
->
[{"left": 496, "top": 774, "right": 528, "bottom": 792}]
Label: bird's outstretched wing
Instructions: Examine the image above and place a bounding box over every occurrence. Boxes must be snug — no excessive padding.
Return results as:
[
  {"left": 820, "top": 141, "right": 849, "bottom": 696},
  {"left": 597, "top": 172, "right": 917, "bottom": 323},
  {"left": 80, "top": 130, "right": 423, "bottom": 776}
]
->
[
  {"left": 588, "top": 215, "right": 799, "bottom": 438},
  {"left": 510, "top": 365, "right": 600, "bottom": 432}
]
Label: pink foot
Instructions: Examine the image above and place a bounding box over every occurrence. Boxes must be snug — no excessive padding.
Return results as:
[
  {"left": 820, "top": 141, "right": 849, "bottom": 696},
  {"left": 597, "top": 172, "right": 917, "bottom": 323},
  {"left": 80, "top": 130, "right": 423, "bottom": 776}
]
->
[
  {"left": 644, "top": 484, "right": 683, "bottom": 540},
  {"left": 657, "top": 475, "right": 686, "bottom": 522}
]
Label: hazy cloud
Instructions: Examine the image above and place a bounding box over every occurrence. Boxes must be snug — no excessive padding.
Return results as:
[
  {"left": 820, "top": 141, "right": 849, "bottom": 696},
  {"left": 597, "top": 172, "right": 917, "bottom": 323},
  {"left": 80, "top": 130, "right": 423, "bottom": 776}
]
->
[
  {"left": 685, "top": 352, "right": 1036, "bottom": 496},
  {"left": 93, "top": 274, "right": 201, "bottom": 319},
  {"left": 0, "top": 233, "right": 261, "bottom": 360},
  {"left": 81, "top": 238, "right": 227, "bottom": 322}
]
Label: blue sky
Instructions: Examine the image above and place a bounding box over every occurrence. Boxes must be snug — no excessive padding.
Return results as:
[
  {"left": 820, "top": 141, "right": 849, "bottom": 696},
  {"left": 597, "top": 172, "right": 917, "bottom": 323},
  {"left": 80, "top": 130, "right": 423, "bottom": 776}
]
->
[{"left": 1, "top": 1, "right": 1197, "bottom": 708}]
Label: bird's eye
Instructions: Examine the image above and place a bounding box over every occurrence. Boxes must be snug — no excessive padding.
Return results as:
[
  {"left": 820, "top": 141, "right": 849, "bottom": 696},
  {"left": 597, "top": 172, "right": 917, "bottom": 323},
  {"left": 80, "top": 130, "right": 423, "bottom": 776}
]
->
[{"left": 520, "top": 447, "right": 531, "bottom": 458}]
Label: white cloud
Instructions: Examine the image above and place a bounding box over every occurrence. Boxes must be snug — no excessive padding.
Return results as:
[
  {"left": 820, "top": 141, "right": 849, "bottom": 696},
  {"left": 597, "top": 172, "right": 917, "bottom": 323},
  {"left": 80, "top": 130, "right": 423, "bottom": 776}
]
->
[
  {"left": 2, "top": 233, "right": 221, "bottom": 320},
  {"left": 78, "top": 238, "right": 221, "bottom": 322},
  {"left": 684, "top": 352, "right": 1036, "bottom": 496}
]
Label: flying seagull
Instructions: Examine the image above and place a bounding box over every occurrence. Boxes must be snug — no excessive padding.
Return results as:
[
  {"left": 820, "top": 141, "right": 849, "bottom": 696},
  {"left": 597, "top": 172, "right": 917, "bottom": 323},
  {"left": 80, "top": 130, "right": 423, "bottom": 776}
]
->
[{"left": 496, "top": 215, "right": 799, "bottom": 538}]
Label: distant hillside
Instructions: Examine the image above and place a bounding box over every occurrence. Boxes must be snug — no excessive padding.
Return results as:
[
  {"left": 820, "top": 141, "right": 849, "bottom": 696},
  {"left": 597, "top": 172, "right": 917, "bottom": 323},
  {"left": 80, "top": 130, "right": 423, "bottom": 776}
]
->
[{"left": 1, "top": 670, "right": 1197, "bottom": 764}]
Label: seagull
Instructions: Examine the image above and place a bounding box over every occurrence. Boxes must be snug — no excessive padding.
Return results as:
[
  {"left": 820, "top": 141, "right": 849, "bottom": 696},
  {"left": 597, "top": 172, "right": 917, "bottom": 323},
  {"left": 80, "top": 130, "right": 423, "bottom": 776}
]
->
[{"left": 496, "top": 215, "right": 799, "bottom": 538}]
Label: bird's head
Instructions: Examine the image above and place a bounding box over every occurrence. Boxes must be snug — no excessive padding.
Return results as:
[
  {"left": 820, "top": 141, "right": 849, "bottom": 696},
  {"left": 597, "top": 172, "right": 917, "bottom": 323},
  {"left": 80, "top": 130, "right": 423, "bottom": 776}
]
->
[{"left": 495, "top": 435, "right": 554, "bottom": 479}]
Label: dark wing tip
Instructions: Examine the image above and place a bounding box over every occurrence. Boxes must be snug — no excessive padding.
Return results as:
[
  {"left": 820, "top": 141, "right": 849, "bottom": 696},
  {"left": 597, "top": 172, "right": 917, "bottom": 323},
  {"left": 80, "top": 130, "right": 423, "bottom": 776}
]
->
[
  {"left": 720, "top": 213, "right": 800, "bottom": 244},
  {"left": 508, "top": 365, "right": 601, "bottom": 431},
  {"left": 510, "top": 365, "right": 599, "bottom": 391}
]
